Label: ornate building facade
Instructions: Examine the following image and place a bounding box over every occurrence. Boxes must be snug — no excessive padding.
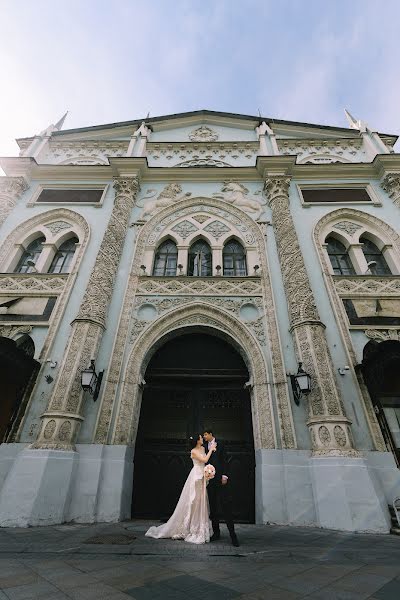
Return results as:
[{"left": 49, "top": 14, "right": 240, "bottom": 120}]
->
[{"left": 0, "top": 109, "right": 399, "bottom": 531}]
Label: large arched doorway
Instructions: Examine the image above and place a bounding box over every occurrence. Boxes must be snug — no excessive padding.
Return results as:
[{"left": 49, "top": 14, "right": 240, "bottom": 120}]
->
[
  {"left": 0, "top": 335, "right": 39, "bottom": 442},
  {"left": 132, "top": 331, "right": 255, "bottom": 522},
  {"left": 362, "top": 340, "right": 400, "bottom": 466}
]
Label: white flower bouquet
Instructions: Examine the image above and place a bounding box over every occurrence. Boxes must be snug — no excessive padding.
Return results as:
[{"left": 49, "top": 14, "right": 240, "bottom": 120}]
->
[{"left": 204, "top": 464, "right": 216, "bottom": 481}]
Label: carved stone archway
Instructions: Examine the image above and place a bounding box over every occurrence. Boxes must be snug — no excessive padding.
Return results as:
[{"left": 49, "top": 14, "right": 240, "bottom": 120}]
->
[
  {"left": 111, "top": 302, "right": 276, "bottom": 451},
  {"left": 94, "top": 195, "right": 295, "bottom": 449}
]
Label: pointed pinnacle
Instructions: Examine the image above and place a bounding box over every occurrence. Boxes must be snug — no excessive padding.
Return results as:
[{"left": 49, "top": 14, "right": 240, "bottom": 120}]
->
[
  {"left": 54, "top": 111, "right": 68, "bottom": 131},
  {"left": 344, "top": 109, "right": 359, "bottom": 129}
]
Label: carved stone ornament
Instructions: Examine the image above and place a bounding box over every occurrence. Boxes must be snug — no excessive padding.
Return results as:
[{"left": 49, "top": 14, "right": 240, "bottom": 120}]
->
[
  {"left": 189, "top": 126, "right": 219, "bottom": 142},
  {"left": 178, "top": 159, "right": 231, "bottom": 168},
  {"left": 318, "top": 426, "right": 331, "bottom": 446},
  {"left": 381, "top": 172, "right": 400, "bottom": 207},
  {"left": 333, "top": 221, "right": 362, "bottom": 237},
  {"left": 192, "top": 215, "right": 210, "bottom": 224},
  {"left": 140, "top": 183, "right": 192, "bottom": 219},
  {"left": 45, "top": 220, "right": 72, "bottom": 235},
  {"left": 0, "top": 177, "right": 29, "bottom": 227},
  {"left": 76, "top": 177, "right": 140, "bottom": 328},
  {"left": 147, "top": 203, "right": 257, "bottom": 246},
  {"left": 171, "top": 220, "right": 198, "bottom": 239},
  {"left": 203, "top": 220, "right": 230, "bottom": 239},
  {"left": 263, "top": 177, "right": 291, "bottom": 202},
  {"left": 212, "top": 181, "right": 264, "bottom": 219},
  {"left": 0, "top": 325, "right": 32, "bottom": 339},
  {"left": 333, "top": 276, "right": 400, "bottom": 297},
  {"left": 278, "top": 138, "right": 365, "bottom": 163},
  {"left": 32, "top": 177, "right": 140, "bottom": 450},
  {"left": 264, "top": 176, "right": 355, "bottom": 454},
  {"left": 364, "top": 329, "right": 400, "bottom": 343},
  {"left": 0, "top": 274, "right": 67, "bottom": 294}
]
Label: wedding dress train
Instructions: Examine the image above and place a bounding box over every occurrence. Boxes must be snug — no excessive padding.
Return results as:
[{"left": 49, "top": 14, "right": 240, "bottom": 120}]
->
[{"left": 145, "top": 451, "right": 210, "bottom": 544}]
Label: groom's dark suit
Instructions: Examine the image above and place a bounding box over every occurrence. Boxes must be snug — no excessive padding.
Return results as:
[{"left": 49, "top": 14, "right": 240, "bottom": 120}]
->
[{"left": 204, "top": 439, "right": 236, "bottom": 540}]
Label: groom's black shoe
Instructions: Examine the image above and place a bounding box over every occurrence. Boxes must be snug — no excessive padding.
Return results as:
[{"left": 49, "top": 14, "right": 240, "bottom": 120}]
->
[
  {"left": 231, "top": 534, "right": 240, "bottom": 547},
  {"left": 210, "top": 532, "right": 221, "bottom": 542}
]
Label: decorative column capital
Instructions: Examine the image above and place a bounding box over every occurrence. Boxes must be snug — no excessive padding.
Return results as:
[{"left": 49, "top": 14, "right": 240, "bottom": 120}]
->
[
  {"left": 381, "top": 172, "right": 400, "bottom": 207},
  {"left": 263, "top": 176, "right": 291, "bottom": 204},
  {"left": 0, "top": 176, "right": 28, "bottom": 199},
  {"left": 0, "top": 177, "right": 29, "bottom": 228},
  {"left": 113, "top": 176, "right": 140, "bottom": 199}
]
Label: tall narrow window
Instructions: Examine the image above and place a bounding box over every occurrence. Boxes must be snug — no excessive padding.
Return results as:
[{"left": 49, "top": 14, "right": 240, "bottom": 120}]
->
[
  {"left": 48, "top": 237, "right": 79, "bottom": 274},
  {"left": 361, "top": 237, "right": 391, "bottom": 275},
  {"left": 188, "top": 240, "right": 212, "bottom": 276},
  {"left": 15, "top": 236, "right": 45, "bottom": 273},
  {"left": 153, "top": 240, "right": 178, "bottom": 276},
  {"left": 223, "top": 240, "right": 247, "bottom": 276},
  {"left": 326, "top": 237, "right": 355, "bottom": 275}
]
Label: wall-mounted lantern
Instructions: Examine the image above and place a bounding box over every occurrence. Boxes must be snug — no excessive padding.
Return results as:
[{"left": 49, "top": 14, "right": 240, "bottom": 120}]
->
[
  {"left": 289, "top": 362, "right": 311, "bottom": 405},
  {"left": 81, "top": 359, "right": 104, "bottom": 401}
]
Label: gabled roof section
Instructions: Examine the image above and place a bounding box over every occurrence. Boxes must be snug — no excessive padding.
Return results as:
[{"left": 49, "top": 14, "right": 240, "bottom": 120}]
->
[{"left": 16, "top": 109, "right": 398, "bottom": 146}]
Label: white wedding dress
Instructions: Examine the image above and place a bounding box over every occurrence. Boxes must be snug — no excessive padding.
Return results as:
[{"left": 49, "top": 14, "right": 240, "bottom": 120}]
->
[{"left": 145, "top": 449, "right": 211, "bottom": 544}]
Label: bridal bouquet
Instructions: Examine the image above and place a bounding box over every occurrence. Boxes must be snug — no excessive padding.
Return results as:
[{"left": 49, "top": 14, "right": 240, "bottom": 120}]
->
[{"left": 204, "top": 464, "right": 216, "bottom": 481}]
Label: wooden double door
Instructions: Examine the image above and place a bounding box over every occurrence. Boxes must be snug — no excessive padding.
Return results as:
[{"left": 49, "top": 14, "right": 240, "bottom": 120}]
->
[{"left": 132, "top": 379, "right": 255, "bottom": 523}]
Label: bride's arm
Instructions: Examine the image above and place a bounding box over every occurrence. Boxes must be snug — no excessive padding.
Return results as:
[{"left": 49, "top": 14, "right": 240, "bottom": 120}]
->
[{"left": 191, "top": 444, "right": 216, "bottom": 463}]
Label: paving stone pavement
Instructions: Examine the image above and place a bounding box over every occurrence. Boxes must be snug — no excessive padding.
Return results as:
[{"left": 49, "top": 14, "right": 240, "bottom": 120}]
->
[{"left": 0, "top": 521, "right": 399, "bottom": 599}]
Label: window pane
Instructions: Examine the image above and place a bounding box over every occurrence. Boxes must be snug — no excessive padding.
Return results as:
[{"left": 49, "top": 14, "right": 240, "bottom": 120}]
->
[
  {"left": 360, "top": 237, "right": 391, "bottom": 275},
  {"left": 223, "top": 240, "right": 247, "bottom": 276},
  {"left": 189, "top": 241, "right": 212, "bottom": 276},
  {"left": 15, "top": 236, "right": 45, "bottom": 273},
  {"left": 326, "top": 236, "right": 355, "bottom": 276},
  {"left": 302, "top": 188, "right": 371, "bottom": 203},
  {"left": 48, "top": 237, "right": 78, "bottom": 274},
  {"left": 153, "top": 240, "right": 178, "bottom": 276}
]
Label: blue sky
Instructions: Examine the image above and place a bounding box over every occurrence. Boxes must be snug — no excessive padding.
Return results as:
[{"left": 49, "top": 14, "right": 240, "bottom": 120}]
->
[{"left": 1, "top": 0, "right": 399, "bottom": 156}]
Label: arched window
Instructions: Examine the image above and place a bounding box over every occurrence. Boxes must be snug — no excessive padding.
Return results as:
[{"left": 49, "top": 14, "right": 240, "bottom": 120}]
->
[
  {"left": 360, "top": 237, "right": 391, "bottom": 275},
  {"left": 14, "top": 236, "right": 45, "bottom": 273},
  {"left": 153, "top": 240, "right": 178, "bottom": 276},
  {"left": 223, "top": 240, "right": 247, "bottom": 276},
  {"left": 326, "top": 237, "right": 355, "bottom": 275},
  {"left": 48, "top": 237, "right": 79, "bottom": 274},
  {"left": 188, "top": 240, "right": 212, "bottom": 276}
]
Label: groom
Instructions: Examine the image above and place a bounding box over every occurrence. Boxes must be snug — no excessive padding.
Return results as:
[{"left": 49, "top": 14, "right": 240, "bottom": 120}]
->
[{"left": 203, "top": 428, "right": 239, "bottom": 547}]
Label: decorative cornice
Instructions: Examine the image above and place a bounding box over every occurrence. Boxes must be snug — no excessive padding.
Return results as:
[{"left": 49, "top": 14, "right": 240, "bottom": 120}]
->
[{"left": 3, "top": 153, "right": 400, "bottom": 183}]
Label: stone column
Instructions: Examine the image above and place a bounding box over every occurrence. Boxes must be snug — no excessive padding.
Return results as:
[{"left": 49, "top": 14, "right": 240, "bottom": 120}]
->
[
  {"left": 381, "top": 173, "right": 400, "bottom": 208},
  {"left": 32, "top": 177, "right": 140, "bottom": 451},
  {"left": 0, "top": 177, "right": 28, "bottom": 228},
  {"left": 264, "top": 176, "right": 355, "bottom": 455}
]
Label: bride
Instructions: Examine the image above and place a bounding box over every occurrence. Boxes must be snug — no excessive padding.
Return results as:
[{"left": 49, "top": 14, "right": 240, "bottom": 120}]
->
[{"left": 145, "top": 434, "right": 216, "bottom": 544}]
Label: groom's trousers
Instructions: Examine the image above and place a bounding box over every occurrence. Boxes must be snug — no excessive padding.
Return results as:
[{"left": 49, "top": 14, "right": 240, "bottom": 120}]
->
[{"left": 207, "top": 482, "right": 235, "bottom": 537}]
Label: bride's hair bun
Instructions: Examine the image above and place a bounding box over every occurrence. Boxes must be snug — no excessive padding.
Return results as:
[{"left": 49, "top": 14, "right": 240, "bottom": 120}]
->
[{"left": 189, "top": 433, "right": 201, "bottom": 449}]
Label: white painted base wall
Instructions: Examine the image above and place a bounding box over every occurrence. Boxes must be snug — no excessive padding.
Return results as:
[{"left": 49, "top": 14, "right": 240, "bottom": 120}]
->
[
  {"left": 0, "top": 444, "right": 399, "bottom": 531},
  {"left": 255, "top": 449, "right": 400, "bottom": 533},
  {"left": 0, "top": 444, "right": 133, "bottom": 527}
]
